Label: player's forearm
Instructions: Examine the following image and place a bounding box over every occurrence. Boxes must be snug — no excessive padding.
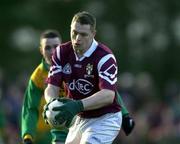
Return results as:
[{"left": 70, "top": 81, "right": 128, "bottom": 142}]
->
[
  {"left": 44, "top": 84, "right": 60, "bottom": 103},
  {"left": 116, "top": 92, "right": 129, "bottom": 115},
  {"left": 21, "top": 89, "right": 38, "bottom": 138},
  {"left": 21, "top": 108, "right": 38, "bottom": 139},
  {"left": 81, "top": 89, "right": 115, "bottom": 110}
]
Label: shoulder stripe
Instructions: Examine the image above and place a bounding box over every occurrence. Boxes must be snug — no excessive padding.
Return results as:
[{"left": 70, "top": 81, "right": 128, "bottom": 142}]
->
[
  {"left": 48, "top": 65, "right": 62, "bottom": 77},
  {"left": 52, "top": 56, "right": 59, "bottom": 66},
  {"left": 97, "top": 54, "right": 116, "bottom": 72}
]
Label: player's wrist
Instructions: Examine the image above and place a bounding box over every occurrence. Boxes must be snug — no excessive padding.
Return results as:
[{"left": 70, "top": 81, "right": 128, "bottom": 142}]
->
[
  {"left": 122, "top": 113, "right": 129, "bottom": 117},
  {"left": 76, "top": 100, "right": 84, "bottom": 112},
  {"left": 121, "top": 106, "right": 129, "bottom": 115}
]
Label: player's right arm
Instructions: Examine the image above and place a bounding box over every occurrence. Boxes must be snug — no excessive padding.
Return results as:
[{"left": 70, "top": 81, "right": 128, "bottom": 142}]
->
[
  {"left": 21, "top": 63, "right": 46, "bottom": 143},
  {"left": 44, "top": 84, "right": 60, "bottom": 103},
  {"left": 116, "top": 92, "right": 129, "bottom": 115},
  {"left": 45, "top": 46, "right": 63, "bottom": 103},
  {"left": 21, "top": 79, "right": 43, "bottom": 143},
  {"left": 116, "top": 92, "right": 135, "bottom": 136}
]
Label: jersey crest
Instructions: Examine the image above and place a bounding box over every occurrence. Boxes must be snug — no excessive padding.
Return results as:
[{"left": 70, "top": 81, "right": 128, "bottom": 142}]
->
[
  {"left": 85, "top": 63, "right": 94, "bottom": 78},
  {"left": 63, "top": 63, "right": 72, "bottom": 74}
]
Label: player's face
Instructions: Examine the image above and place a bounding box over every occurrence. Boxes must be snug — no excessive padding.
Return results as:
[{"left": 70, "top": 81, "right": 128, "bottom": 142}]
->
[
  {"left": 40, "top": 37, "right": 61, "bottom": 65},
  {"left": 71, "top": 21, "right": 96, "bottom": 55}
]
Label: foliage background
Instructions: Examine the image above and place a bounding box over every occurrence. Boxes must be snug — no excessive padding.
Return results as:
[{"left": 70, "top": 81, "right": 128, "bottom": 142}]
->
[{"left": 1, "top": 0, "right": 180, "bottom": 95}]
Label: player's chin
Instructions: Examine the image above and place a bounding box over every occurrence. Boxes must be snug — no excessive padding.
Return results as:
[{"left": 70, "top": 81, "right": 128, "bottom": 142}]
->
[
  {"left": 45, "top": 58, "right": 51, "bottom": 65},
  {"left": 73, "top": 45, "right": 78, "bottom": 50}
]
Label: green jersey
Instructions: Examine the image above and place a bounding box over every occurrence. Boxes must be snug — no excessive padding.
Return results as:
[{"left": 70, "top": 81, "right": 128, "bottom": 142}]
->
[{"left": 21, "top": 59, "right": 67, "bottom": 142}]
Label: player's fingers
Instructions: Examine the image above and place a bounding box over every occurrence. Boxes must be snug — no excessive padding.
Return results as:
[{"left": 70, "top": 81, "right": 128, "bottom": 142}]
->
[
  {"left": 55, "top": 113, "right": 67, "bottom": 125},
  {"left": 45, "top": 119, "right": 49, "bottom": 125},
  {"left": 65, "top": 119, "right": 72, "bottom": 128},
  {"left": 52, "top": 104, "right": 65, "bottom": 111},
  {"left": 58, "top": 98, "right": 72, "bottom": 103},
  {"left": 43, "top": 104, "right": 49, "bottom": 111},
  {"left": 44, "top": 98, "right": 56, "bottom": 111},
  {"left": 42, "top": 111, "right": 46, "bottom": 119},
  {"left": 65, "top": 118, "right": 75, "bottom": 128},
  {"left": 42, "top": 108, "right": 48, "bottom": 119},
  {"left": 54, "top": 111, "right": 65, "bottom": 120},
  {"left": 57, "top": 116, "right": 66, "bottom": 124}
]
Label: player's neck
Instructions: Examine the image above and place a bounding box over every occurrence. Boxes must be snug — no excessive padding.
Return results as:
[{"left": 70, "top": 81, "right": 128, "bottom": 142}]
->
[
  {"left": 75, "top": 48, "right": 86, "bottom": 59},
  {"left": 76, "top": 52, "right": 84, "bottom": 59}
]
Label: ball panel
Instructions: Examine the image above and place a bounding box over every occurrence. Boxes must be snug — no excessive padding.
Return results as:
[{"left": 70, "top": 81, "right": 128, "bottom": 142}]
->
[{"left": 45, "top": 99, "right": 66, "bottom": 128}]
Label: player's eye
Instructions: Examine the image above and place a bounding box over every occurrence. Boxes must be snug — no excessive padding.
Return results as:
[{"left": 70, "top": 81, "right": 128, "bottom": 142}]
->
[
  {"left": 45, "top": 45, "right": 51, "bottom": 51},
  {"left": 53, "top": 44, "right": 58, "bottom": 48},
  {"left": 81, "top": 33, "right": 88, "bottom": 37},
  {"left": 45, "top": 45, "right": 58, "bottom": 51},
  {"left": 72, "top": 31, "right": 78, "bottom": 36}
]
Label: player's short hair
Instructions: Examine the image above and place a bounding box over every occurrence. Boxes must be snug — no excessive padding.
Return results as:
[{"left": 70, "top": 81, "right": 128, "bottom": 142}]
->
[
  {"left": 71, "top": 11, "right": 96, "bottom": 32},
  {"left": 40, "top": 29, "right": 62, "bottom": 40}
]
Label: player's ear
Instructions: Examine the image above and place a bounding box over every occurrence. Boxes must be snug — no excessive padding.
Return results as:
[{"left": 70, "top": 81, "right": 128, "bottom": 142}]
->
[
  {"left": 39, "top": 45, "right": 43, "bottom": 55},
  {"left": 93, "top": 30, "right": 96, "bottom": 37}
]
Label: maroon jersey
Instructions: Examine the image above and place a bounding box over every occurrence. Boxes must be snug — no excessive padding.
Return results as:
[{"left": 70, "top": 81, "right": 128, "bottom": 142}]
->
[{"left": 47, "top": 40, "right": 121, "bottom": 118}]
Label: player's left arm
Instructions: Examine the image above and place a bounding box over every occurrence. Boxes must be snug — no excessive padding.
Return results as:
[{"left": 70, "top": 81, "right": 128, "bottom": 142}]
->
[
  {"left": 116, "top": 92, "right": 135, "bottom": 136},
  {"left": 116, "top": 91, "right": 129, "bottom": 115},
  {"left": 52, "top": 89, "right": 114, "bottom": 127},
  {"left": 81, "top": 89, "right": 114, "bottom": 110},
  {"left": 81, "top": 53, "right": 118, "bottom": 110}
]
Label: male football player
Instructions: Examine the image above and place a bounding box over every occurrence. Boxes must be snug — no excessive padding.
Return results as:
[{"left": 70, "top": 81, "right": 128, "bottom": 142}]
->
[
  {"left": 44, "top": 11, "right": 134, "bottom": 144},
  {"left": 21, "top": 29, "right": 68, "bottom": 144}
]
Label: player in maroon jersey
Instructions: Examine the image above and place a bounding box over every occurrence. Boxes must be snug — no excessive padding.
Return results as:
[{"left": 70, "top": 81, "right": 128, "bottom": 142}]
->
[{"left": 44, "top": 11, "right": 132, "bottom": 143}]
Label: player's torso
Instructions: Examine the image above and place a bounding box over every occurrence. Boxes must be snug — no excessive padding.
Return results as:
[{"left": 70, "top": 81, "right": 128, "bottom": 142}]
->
[
  {"left": 61, "top": 48, "right": 99, "bottom": 100},
  {"left": 59, "top": 42, "right": 121, "bottom": 118},
  {"left": 60, "top": 42, "right": 111, "bottom": 100}
]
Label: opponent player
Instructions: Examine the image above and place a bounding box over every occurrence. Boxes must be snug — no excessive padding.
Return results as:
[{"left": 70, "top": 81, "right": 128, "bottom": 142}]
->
[
  {"left": 21, "top": 29, "right": 68, "bottom": 144},
  {"left": 44, "top": 11, "right": 134, "bottom": 144}
]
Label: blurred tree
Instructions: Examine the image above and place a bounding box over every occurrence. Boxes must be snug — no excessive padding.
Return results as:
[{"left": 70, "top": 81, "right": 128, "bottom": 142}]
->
[{"left": 0, "top": 0, "right": 179, "bottom": 96}]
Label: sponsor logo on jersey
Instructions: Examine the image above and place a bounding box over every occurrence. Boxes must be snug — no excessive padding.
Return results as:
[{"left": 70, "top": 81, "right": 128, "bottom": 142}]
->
[
  {"left": 68, "top": 79, "right": 94, "bottom": 95},
  {"left": 63, "top": 63, "right": 72, "bottom": 74}
]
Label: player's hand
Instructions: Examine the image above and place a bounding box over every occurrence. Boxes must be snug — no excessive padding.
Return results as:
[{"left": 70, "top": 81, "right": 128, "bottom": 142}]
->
[
  {"left": 53, "top": 99, "right": 84, "bottom": 127},
  {"left": 42, "top": 98, "right": 74, "bottom": 125},
  {"left": 42, "top": 98, "right": 57, "bottom": 124},
  {"left": 122, "top": 114, "right": 135, "bottom": 136},
  {"left": 23, "top": 138, "right": 33, "bottom": 144}
]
